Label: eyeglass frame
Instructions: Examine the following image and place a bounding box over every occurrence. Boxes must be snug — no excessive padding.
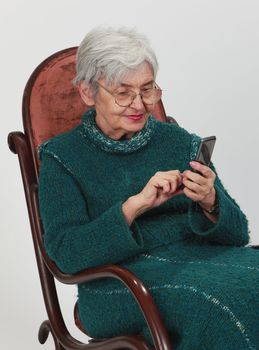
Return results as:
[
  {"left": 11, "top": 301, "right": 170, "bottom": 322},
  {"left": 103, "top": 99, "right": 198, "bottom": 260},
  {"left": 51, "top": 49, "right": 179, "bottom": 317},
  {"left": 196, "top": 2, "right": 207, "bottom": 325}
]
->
[{"left": 95, "top": 80, "right": 162, "bottom": 107}]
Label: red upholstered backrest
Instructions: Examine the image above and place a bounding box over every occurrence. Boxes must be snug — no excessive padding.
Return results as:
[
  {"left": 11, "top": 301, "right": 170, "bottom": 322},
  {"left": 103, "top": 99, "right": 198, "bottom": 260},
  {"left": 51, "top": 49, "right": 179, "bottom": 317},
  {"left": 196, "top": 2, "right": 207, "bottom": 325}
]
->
[{"left": 22, "top": 47, "right": 167, "bottom": 174}]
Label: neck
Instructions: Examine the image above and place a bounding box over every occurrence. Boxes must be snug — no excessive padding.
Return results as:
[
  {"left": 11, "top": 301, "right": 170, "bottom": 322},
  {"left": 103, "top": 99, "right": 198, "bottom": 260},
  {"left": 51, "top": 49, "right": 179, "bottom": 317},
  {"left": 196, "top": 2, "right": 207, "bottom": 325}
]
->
[{"left": 81, "top": 108, "right": 157, "bottom": 154}]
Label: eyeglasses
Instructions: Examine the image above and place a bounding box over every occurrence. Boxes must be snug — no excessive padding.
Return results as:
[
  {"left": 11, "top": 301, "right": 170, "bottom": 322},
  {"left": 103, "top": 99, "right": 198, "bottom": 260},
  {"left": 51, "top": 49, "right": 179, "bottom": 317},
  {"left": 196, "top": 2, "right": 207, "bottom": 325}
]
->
[{"left": 96, "top": 81, "right": 162, "bottom": 107}]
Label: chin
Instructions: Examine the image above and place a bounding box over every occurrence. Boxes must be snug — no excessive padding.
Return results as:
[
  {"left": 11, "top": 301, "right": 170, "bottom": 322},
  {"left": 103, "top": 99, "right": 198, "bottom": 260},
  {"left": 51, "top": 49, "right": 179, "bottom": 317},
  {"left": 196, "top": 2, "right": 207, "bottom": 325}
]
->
[{"left": 125, "top": 121, "right": 145, "bottom": 131}]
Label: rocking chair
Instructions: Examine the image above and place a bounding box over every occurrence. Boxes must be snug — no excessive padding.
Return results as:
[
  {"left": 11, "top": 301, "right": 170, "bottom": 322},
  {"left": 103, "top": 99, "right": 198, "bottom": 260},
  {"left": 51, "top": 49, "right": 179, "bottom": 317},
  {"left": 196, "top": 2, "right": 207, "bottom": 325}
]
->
[{"left": 8, "top": 47, "right": 175, "bottom": 350}]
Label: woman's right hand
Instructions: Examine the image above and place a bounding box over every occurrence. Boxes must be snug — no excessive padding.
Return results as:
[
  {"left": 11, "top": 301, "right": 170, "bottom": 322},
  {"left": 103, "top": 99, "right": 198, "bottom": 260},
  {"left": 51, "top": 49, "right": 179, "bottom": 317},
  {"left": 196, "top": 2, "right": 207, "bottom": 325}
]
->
[
  {"left": 137, "top": 170, "right": 183, "bottom": 210},
  {"left": 122, "top": 170, "right": 183, "bottom": 226}
]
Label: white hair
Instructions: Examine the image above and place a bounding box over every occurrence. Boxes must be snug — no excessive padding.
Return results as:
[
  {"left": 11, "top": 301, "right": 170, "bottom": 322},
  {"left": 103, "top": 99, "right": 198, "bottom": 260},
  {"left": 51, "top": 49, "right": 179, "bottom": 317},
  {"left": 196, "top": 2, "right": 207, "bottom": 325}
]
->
[{"left": 73, "top": 26, "right": 158, "bottom": 88}]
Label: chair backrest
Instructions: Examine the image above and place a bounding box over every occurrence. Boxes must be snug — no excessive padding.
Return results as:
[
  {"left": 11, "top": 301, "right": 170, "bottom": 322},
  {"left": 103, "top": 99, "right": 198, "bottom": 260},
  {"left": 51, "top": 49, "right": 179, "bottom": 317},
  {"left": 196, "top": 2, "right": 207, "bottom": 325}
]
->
[{"left": 22, "top": 47, "right": 168, "bottom": 176}]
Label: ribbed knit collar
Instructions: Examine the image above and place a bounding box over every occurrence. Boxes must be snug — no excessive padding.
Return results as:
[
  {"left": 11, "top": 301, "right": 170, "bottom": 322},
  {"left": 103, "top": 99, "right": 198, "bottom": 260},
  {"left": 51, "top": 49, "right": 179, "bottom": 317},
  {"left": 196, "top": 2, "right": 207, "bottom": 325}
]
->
[{"left": 81, "top": 108, "right": 157, "bottom": 154}]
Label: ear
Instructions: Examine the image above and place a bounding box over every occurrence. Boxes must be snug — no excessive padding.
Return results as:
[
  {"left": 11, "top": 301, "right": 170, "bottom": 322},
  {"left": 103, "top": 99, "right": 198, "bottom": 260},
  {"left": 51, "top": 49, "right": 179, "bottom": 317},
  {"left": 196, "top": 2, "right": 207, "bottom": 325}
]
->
[{"left": 78, "top": 81, "right": 95, "bottom": 106}]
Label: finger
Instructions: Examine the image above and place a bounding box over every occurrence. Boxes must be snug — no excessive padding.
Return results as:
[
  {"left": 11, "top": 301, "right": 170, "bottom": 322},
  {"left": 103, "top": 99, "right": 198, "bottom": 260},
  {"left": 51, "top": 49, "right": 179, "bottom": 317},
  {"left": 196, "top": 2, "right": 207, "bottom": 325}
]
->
[
  {"left": 167, "top": 175, "right": 182, "bottom": 192},
  {"left": 154, "top": 178, "right": 171, "bottom": 194},
  {"left": 189, "top": 161, "right": 215, "bottom": 179},
  {"left": 170, "top": 178, "right": 181, "bottom": 193},
  {"left": 183, "top": 178, "right": 212, "bottom": 197},
  {"left": 183, "top": 186, "right": 204, "bottom": 202},
  {"left": 155, "top": 172, "right": 182, "bottom": 192},
  {"left": 163, "top": 173, "right": 181, "bottom": 186},
  {"left": 156, "top": 171, "right": 182, "bottom": 184},
  {"left": 182, "top": 177, "right": 207, "bottom": 194},
  {"left": 182, "top": 169, "right": 215, "bottom": 194},
  {"left": 165, "top": 170, "right": 181, "bottom": 179},
  {"left": 182, "top": 170, "right": 207, "bottom": 186}
]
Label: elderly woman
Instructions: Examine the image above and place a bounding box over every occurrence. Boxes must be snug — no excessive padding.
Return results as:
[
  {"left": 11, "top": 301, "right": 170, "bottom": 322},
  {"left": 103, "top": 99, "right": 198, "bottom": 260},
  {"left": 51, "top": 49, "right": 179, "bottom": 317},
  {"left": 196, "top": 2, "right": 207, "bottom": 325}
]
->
[{"left": 38, "top": 27, "right": 259, "bottom": 349}]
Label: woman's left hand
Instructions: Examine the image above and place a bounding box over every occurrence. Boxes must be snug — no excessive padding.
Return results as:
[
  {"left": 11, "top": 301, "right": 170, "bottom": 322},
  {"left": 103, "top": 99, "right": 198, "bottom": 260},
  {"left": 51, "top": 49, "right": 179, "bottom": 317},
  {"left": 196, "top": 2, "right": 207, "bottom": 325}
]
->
[{"left": 181, "top": 161, "right": 216, "bottom": 211}]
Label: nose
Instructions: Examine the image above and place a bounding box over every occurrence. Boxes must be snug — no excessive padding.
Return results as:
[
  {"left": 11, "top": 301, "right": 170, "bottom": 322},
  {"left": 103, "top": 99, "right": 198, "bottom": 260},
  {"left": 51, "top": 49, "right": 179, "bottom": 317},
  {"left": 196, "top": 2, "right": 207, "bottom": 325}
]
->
[{"left": 129, "top": 93, "right": 145, "bottom": 110}]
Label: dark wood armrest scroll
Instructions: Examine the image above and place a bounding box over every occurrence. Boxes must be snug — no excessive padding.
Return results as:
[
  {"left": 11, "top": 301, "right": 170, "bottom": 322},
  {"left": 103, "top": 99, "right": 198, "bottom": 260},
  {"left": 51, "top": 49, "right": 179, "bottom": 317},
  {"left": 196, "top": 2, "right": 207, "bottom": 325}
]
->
[{"left": 166, "top": 116, "right": 178, "bottom": 125}]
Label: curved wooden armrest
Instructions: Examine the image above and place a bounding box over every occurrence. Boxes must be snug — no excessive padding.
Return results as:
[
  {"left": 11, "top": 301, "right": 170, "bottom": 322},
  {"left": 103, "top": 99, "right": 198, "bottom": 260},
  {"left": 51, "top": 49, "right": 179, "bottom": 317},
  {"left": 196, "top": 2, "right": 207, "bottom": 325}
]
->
[{"left": 30, "top": 184, "right": 172, "bottom": 350}]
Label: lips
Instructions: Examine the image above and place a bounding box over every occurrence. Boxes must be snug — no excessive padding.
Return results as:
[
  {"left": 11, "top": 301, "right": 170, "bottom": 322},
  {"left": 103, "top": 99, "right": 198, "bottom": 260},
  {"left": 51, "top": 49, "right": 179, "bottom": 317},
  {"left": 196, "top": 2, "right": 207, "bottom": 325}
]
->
[{"left": 126, "top": 114, "right": 144, "bottom": 120}]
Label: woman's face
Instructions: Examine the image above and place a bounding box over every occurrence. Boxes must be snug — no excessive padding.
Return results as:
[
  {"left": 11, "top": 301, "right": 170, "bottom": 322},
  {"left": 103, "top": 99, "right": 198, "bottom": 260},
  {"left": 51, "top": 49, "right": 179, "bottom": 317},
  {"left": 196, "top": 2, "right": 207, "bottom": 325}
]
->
[{"left": 93, "top": 62, "right": 155, "bottom": 140}]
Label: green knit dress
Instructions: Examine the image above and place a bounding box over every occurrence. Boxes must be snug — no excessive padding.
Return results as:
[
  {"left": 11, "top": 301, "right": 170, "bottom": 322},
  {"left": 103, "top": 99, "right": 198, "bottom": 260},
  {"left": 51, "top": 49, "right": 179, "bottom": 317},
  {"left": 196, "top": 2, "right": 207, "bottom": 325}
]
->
[{"left": 38, "top": 108, "right": 259, "bottom": 350}]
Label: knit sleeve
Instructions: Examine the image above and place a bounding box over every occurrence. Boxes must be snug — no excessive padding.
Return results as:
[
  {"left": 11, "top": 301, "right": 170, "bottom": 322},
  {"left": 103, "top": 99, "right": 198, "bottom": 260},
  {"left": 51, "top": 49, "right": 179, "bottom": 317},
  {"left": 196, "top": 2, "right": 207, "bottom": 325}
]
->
[
  {"left": 188, "top": 162, "right": 250, "bottom": 246},
  {"left": 38, "top": 152, "right": 144, "bottom": 274}
]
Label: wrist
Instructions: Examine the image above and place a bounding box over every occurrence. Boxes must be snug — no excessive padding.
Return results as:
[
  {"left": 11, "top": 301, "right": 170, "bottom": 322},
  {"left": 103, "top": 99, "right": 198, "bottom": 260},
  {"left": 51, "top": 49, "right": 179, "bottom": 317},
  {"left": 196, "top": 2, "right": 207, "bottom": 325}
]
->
[
  {"left": 198, "top": 188, "right": 219, "bottom": 214},
  {"left": 122, "top": 195, "right": 149, "bottom": 226}
]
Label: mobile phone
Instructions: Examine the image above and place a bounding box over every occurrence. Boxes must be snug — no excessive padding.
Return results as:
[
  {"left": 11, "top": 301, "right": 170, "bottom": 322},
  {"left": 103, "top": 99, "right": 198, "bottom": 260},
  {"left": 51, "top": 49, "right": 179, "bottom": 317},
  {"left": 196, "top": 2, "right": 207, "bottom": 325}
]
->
[
  {"left": 195, "top": 136, "right": 216, "bottom": 166},
  {"left": 179, "top": 136, "right": 216, "bottom": 190}
]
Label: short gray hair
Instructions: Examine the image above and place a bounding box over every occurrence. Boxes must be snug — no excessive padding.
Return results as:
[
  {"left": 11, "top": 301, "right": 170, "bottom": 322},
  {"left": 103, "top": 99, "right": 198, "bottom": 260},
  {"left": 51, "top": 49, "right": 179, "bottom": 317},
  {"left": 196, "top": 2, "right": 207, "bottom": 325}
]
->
[{"left": 73, "top": 26, "right": 158, "bottom": 87}]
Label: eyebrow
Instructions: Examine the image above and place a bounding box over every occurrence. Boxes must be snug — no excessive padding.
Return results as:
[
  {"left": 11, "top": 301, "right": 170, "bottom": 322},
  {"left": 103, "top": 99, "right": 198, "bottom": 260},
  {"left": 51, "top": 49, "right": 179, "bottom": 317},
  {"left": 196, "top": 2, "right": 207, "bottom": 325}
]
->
[{"left": 120, "top": 79, "right": 154, "bottom": 88}]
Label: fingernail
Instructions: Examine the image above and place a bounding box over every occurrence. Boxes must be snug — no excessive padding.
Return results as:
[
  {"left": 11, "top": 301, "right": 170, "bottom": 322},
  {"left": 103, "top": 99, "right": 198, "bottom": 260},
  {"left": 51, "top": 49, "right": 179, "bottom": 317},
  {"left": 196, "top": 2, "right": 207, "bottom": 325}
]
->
[{"left": 190, "top": 161, "right": 198, "bottom": 168}]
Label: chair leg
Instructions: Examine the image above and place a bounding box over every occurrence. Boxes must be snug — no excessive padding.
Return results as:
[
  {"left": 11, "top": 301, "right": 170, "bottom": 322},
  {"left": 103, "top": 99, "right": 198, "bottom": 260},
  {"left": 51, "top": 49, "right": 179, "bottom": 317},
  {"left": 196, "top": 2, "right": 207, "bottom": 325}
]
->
[{"left": 38, "top": 320, "right": 65, "bottom": 350}]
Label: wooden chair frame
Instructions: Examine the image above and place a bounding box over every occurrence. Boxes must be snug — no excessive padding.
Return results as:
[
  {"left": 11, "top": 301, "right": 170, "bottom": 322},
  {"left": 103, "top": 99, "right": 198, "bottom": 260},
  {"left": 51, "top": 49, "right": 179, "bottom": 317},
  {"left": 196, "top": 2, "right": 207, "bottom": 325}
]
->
[{"left": 8, "top": 47, "right": 174, "bottom": 350}]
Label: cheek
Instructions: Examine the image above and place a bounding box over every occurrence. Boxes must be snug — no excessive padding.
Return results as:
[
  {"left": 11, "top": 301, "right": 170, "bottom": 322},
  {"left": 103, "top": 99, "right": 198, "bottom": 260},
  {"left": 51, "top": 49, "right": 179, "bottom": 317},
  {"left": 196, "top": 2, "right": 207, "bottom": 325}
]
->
[
  {"left": 95, "top": 95, "right": 129, "bottom": 125},
  {"left": 106, "top": 106, "right": 127, "bottom": 127}
]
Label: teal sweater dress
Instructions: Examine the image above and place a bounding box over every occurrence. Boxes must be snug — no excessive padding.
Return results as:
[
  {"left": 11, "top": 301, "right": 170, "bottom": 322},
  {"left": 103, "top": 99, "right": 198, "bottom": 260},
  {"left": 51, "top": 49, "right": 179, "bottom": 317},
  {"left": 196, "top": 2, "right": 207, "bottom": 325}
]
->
[{"left": 38, "top": 108, "right": 259, "bottom": 350}]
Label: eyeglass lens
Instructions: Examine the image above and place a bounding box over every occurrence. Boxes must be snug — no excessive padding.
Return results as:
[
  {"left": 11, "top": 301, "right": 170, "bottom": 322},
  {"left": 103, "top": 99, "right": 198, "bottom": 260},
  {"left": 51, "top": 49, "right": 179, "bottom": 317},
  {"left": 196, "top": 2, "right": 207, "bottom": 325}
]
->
[{"left": 115, "top": 88, "right": 162, "bottom": 107}]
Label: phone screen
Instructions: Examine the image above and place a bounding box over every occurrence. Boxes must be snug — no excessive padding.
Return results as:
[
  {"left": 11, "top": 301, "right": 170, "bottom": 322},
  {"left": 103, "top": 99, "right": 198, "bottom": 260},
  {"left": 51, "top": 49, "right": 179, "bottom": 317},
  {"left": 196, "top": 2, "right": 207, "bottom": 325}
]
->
[{"left": 196, "top": 136, "right": 216, "bottom": 166}]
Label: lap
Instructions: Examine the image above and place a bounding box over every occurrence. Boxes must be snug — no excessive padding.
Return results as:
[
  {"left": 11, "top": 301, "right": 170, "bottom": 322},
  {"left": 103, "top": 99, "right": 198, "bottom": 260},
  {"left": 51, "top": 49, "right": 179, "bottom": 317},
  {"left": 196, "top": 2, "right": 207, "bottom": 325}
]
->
[
  {"left": 79, "top": 240, "right": 259, "bottom": 349},
  {"left": 126, "top": 239, "right": 258, "bottom": 296}
]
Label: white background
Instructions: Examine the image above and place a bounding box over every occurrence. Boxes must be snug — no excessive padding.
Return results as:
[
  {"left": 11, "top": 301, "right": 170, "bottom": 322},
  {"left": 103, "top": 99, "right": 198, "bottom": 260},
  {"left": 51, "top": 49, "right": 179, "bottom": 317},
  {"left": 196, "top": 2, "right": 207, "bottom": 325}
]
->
[{"left": 1, "top": 1, "right": 258, "bottom": 349}]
